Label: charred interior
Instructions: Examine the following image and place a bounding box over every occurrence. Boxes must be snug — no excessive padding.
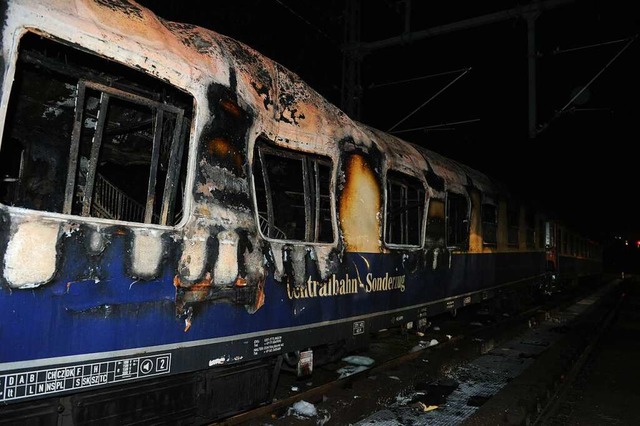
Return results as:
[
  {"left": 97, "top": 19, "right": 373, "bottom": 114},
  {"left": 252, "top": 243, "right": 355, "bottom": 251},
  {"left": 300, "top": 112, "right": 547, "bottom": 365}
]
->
[
  {"left": 0, "top": 32, "right": 193, "bottom": 226},
  {"left": 253, "top": 137, "right": 334, "bottom": 243},
  {"left": 384, "top": 171, "right": 425, "bottom": 246}
]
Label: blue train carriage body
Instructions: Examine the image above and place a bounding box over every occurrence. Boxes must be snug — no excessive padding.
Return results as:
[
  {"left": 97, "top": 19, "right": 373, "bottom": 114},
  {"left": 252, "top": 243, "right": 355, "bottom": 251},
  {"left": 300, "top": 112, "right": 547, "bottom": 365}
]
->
[
  {"left": 0, "top": 0, "right": 577, "bottom": 421},
  {"left": 543, "top": 220, "right": 603, "bottom": 291}
]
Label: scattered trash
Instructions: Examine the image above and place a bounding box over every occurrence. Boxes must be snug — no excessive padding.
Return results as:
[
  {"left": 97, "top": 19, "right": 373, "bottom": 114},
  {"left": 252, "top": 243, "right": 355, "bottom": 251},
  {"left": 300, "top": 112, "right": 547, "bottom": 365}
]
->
[
  {"left": 446, "top": 334, "right": 452, "bottom": 339},
  {"left": 470, "top": 321, "right": 483, "bottom": 326},
  {"left": 413, "top": 401, "right": 439, "bottom": 412},
  {"left": 433, "top": 326, "right": 440, "bottom": 331},
  {"left": 317, "top": 410, "right": 331, "bottom": 426},
  {"left": 290, "top": 386, "right": 299, "bottom": 392},
  {"left": 342, "top": 355, "right": 375, "bottom": 366},
  {"left": 428, "top": 339, "right": 439, "bottom": 347},
  {"left": 388, "top": 375, "right": 401, "bottom": 380},
  {"left": 288, "top": 400, "right": 317, "bottom": 418},
  {"left": 337, "top": 365, "right": 369, "bottom": 379}
]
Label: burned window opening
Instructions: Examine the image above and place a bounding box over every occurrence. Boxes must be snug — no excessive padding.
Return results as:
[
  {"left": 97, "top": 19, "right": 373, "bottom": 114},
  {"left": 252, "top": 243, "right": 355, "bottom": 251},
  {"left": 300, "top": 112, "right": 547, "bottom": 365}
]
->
[
  {"left": 253, "top": 138, "right": 333, "bottom": 243},
  {"left": 385, "top": 171, "right": 424, "bottom": 246},
  {"left": 0, "top": 33, "right": 192, "bottom": 226},
  {"left": 524, "top": 208, "right": 535, "bottom": 249},
  {"left": 507, "top": 203, "right": 519, "bottom": 247},
  {"left": 482, "top": 203, "right": 498, "bottom": 246},
  {"left": 446, "top": 192, "right": 469, "bottom": 250},
  {"left": 425, "top": 198, "right": 445, "bottom": 247}
]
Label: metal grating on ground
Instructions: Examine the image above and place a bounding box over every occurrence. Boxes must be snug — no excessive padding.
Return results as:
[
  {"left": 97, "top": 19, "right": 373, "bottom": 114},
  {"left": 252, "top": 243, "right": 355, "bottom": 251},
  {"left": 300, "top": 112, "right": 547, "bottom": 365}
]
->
[{"left": 354, "top": 312, "right": 572, "bottom": 425}]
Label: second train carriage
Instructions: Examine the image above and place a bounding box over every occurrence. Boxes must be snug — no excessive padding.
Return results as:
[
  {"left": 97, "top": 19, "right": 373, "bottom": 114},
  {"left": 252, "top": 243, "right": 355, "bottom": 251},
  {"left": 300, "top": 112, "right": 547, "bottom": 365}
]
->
[{"left": 0, "top": 0, "right": 602, "bottom": 423}]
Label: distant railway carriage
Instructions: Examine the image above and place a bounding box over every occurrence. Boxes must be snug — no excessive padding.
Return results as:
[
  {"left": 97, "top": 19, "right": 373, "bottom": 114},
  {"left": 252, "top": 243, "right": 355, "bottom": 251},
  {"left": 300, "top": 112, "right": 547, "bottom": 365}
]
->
[{"left": 0, "top": 0, "right": 602, "bottom": 423}]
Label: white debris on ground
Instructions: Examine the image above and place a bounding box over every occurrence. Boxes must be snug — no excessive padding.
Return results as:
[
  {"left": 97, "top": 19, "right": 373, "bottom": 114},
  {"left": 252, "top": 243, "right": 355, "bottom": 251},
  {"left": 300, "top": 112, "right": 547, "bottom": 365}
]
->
[
  {"left": 286, "top": 400, "right": 331, "bottom": 425},
  {"left": 342, "top": 355, "right": 375, "bottom": 366},
  {"left": 354, "top": 305, "right": 583, "bottom": 425},
  {"left": 288, "top": 400, "right": 317, "bottom": 418},
  {"left": 410, "top": 339, "right": 439, "bottom": 352},
  {"left": 336, "top": 355, "right": 376, "bottom": 378},
  {"left": 337, "top": 365, "right": 369, "bottom": 379}
]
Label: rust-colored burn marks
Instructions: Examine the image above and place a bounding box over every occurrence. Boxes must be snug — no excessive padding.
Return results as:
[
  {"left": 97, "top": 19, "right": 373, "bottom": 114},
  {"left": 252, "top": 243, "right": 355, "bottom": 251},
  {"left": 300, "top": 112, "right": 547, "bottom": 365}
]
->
[
  {"left": 80, "top": 0, "right": 158, "bottom": 38},
  {"left": 163, "top": 21, "right": 211, "bottom": 52},
  {"left": 275, "top": 64, "right": 319, "bottom": 127},
  {"left": 93, "top": 0, "right": 144, "bottom": 19},
  {"left": 173, "top": 270, "right": 266, "bottom": 332},
  {"left": 277, "top": 93, "right": 305, "bottom": 126},
  {"left": 468, "top": 189, "right": 485, "bottom": 253},
  {"left": 220, "top": 98, "right": 242, "bottom": 118},
  {"left": 197, "top": 86, "right": 251, "bottom": 194},
  {"left": 215, "top": 36, "right": 275, "bottom": 110},
  {"left": 218, "top": 36, "right": 269, "bottom": 78},
  {"left": 339, "top": 154, "right": 382, "bottom": 253},
  {"left": 206, "top": 136, "right": 244, "bottom": 173},
  {"left": 173, "top": 227, "right": 266, "bottom": 329},
  {"left": 174, "top": 272, "right": 212, "bottom": 331},
  {"left": 251, "top": 77, "right": 273, "bottom": 110}
]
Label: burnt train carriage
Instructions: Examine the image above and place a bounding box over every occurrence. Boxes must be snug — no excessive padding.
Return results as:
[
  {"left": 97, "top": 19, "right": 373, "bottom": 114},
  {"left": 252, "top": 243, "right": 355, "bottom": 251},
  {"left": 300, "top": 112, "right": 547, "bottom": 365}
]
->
[{"left": 0, "top": 0, "right": 602, "bottom": 424}]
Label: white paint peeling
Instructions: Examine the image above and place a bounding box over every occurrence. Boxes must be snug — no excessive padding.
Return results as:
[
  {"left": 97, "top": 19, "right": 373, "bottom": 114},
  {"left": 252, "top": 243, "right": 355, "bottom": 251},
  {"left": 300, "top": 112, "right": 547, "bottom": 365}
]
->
[
  {"left": 291, "top": 247, "right": 307, "bottom": 286},
  {"left": 131, "top": 229, "right": 164, "bottom": 278},
  {"left": 432, "top": 248, "right": 439, "bottom": 270},
  {"left": 179, "top": 226, "right": 210, "bottom": 281},
  {"left": 202, "top": 202, "right": 254, "bottom": 229},
  {"left": 4, "top": 221, "right": 59, "bottom": 288},
  {"left": 270, "top": 242, "right": 285, "bottom": 281},
  {"left": 87, "top": 227, "right": 107, "bottom": 255},
  {"left": 243, "top": 240, "right": 264, "bottom": 280},
  {"left": 313, "top": 245, "right": 334, "bottom": 280},
  {"left": 214, "top": 230, "right": 239, "bottom": 285},
  {"left": 200, "top": 164, "right": 248, "bottom": 194}
]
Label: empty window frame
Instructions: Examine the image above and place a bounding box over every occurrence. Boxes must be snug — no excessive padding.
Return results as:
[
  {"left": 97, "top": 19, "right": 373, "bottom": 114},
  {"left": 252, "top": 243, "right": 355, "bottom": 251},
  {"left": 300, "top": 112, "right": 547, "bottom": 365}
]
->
[
  {"left": 425, "top": 198, "right": 445, "bottom": 247},
  {"left": 385, "top": 171, "right": 425, "bottom": 246},
  {"left": 524, "top": 209, "right": 535, "bottom": 249},
  {"left": 446, "top": 192, "right": 469, "bottom": 249},
  {"left": 0, "top": 33, "right": 191, "bottom": 226},
  {"left": 507, "top": 203, "right": 519, "bottom": 247},
  {"left": 252, "top": 138, "right": 333, "bottom": 243},
  {"left": 481, "top": 203, "right": 498, "bottom": 246}
]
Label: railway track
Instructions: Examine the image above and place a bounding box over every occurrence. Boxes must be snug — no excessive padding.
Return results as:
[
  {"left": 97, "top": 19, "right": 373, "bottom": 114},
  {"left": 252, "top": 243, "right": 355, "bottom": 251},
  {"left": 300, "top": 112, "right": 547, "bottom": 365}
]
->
[
  {"left": 531, "top": 279, "right": 625, "bottom": 426},
  {"left": 212, "top": 278, "right": 618, "bottom": 426}
]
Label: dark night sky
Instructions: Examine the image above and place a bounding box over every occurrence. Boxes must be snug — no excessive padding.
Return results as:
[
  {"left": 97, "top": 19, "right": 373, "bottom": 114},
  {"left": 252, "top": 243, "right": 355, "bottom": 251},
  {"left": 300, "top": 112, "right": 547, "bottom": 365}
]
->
[{"left": 138, "top": 0, "right": 640, "bottom": 243}]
